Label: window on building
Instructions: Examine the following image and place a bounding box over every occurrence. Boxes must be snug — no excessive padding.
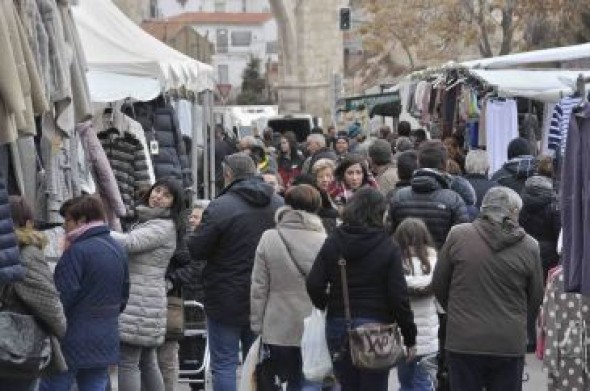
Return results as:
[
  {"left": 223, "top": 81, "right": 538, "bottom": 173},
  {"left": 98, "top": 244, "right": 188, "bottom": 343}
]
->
[
  {"left": 216, "top": 29, "right": 228, "bottom": 53},
  {"left": 218, "top": 64, "right": 229, "bottom": 84},
  {"left": 231, "top": 31, "right": 252, "bottom": 47},
  {"left": 266, "top": 41, "right": 278, "bottom": 54},
  {"left": 242, "top": 0, "right": 247, "bottom": 12},
  {"left": 214, "top": 0, "right": 226, "bottom": 12}
]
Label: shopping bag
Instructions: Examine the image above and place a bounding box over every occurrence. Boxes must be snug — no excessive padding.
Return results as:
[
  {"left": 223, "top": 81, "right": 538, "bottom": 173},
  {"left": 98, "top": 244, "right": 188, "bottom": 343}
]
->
[
  {"left": 301, "top": 308, "right": 332, "bottom": 381},
  {"left": 239, "top": 336, "right": 260, "bottom": 391}
]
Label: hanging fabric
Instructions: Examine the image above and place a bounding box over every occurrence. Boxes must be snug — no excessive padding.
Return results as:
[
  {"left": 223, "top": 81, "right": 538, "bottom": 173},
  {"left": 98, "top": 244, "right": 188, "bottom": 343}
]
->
[
  {"left": 485, "top": 98, "right": 519, "bottom": 175},
  {"left": 541, "top": 266, "right": 590, "bottom": 390},
  {"left": 561, "top": 102, "right": 590, "bottom": 295},
  {"left": 97, "top": 124, "right": 152, "bottom": 220},
  {"left": 77, "top": 121, "right": 126, "bottom": 231},
  {"left": 548, "top": 96, "right": 582, "bottom": 156}
]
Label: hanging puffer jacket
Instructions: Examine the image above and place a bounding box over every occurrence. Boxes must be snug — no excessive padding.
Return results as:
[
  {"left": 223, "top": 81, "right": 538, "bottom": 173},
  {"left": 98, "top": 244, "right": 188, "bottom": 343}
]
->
[{"left": 0, "top": 177, "right": 24, "bottom": 282}]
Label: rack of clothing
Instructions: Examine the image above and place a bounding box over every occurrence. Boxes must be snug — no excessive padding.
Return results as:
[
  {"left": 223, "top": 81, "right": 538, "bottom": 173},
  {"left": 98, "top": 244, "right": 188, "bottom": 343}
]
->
[{"left": 0, "top": 0, "right": 93, "bottom": 225}]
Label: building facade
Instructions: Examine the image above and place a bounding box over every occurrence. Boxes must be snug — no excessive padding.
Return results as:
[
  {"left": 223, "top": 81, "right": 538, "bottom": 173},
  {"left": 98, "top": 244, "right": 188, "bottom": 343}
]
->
[
  {"left": 141, "top": 21, "right": 215, "bottom": 64},
  {"left": 112, "top": 0, "right": 152, "bottom": 23},
  {"left": 155, "top": 0, "right": 271, "bottom": 17},
  {"left": 165, "top": 11, "right": 278, "bottom": 97}
]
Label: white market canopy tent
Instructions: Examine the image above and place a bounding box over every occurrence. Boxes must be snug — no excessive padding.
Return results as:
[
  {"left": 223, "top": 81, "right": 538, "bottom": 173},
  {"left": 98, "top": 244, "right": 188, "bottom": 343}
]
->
[
  {"left": 86, "top": 70, "right": 161, "bottom": 103},
  {"left": 72, "top": 0, "right": 215, "bottom": 101},
  {"left": 462, "top": 43, "right": 590, "bottom": 69},
  {"left": 469, "top": 69, "right": 590, "bottom": 103}
]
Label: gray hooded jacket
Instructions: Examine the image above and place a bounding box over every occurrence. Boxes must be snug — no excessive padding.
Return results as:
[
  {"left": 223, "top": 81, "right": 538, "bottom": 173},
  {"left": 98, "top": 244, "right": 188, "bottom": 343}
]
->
[{"left": 433, "top": 217, "right": 544, "bottom": 356}]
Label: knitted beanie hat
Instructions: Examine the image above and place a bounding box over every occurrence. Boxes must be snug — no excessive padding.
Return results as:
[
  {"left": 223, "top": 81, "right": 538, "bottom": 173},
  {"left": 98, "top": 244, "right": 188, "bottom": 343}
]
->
[{"left": 507, "top": 137, "right": 532, "bottom": 160}]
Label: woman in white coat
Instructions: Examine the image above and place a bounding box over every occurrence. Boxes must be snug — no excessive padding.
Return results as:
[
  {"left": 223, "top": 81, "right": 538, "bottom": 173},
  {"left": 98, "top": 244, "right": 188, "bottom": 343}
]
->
[
  {"left": 250, "top": 185, "right": 327, "bottom": 391},
  {"left": 394, "top": 218, "right": 439, "bottom": 391}
]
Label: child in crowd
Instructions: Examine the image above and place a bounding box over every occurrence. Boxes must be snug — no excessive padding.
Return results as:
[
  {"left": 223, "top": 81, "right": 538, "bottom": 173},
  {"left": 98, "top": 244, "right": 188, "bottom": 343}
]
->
[{"left": 394, "top": 218, "right": 439, "bottom": 391}]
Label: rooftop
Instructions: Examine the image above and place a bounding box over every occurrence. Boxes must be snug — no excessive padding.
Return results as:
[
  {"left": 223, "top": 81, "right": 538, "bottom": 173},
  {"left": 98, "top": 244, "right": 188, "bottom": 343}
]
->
[
  {"left": 141, "top": 20, "right": 185, "bottom": 41},
  {"left": 165, "top": 12, "right": 273, "bottom": 25}
]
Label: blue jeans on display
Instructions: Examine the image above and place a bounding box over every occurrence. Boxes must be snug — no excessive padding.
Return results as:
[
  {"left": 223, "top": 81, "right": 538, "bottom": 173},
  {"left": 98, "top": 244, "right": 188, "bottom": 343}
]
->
[
  {"left": 39, "top": 367, "right": 109, "bottom": 391},
  {"left": 325, "top": 317, "right": 390, "bottom": 391},
  {"left": 397, "top": 355, "right": 433, "bottom": 391},
  {"left": 207, "top": 318, "right": 257, "bottom": 391}
]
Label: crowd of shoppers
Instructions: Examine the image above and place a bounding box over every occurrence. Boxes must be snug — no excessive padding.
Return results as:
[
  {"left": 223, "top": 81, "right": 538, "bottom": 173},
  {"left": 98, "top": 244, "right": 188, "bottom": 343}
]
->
[{"left": 0, "top": 119, "right": 561, "bottom": 391}]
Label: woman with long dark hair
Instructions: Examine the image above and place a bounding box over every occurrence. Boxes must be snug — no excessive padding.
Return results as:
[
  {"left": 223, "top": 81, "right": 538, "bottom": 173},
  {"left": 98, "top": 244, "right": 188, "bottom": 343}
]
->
[
  {"left": 329, "top": 154, "right": 377, "bottom": 208},
  {"left": 307, "top": 187, "right": 417, "bottom": 391},
  {"left": 113, "top": 178, "right": 184, "bottom": 391},
  {"left": 394, "top": 218, "right": 438, "bottom": 391},
  {"left": 278, "top": 131, "right": 305, "bottom": 189}
]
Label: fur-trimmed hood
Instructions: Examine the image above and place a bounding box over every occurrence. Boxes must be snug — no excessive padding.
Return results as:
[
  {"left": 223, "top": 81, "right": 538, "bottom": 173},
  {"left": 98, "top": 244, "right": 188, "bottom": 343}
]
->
[{"left": 15, "top": 228, "right": 47, "bottom": 249}]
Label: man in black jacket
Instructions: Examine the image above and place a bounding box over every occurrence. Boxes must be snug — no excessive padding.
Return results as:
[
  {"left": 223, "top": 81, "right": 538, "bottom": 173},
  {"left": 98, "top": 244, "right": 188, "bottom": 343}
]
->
[
  {"left": 187, "top": 153, "right": 283, "bottom": 391},
  {"left": 388, "top": 140, "right": 469, "bottom": 249}
]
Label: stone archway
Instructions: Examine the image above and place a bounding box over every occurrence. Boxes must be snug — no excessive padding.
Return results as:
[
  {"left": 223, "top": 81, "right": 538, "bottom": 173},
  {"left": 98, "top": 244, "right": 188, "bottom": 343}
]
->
[{"left": 268, "top": 0, "right": 345, "bottom": 124}]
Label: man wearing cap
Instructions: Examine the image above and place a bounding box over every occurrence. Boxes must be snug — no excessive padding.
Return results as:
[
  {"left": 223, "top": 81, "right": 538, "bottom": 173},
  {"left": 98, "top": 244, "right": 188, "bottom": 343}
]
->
[
  {"left": 432, "top": 186, "right": 543, "bottom": 391},
  {"left": 369, "top": 139, "right": 398, "bottom": 196},
  {"left": 187, "top": 153, "right": 283, "bottom": 391}
]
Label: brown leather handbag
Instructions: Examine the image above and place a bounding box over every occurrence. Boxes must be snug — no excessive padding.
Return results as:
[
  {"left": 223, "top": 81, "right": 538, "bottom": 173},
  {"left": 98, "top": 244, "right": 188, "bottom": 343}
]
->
[{"left": 339, "top": 258, "right": 405, "bottom": 370}]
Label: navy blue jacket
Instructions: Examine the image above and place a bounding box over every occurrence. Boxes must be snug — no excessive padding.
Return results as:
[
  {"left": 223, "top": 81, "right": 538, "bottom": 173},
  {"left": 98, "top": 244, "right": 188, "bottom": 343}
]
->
[
  {"left": 0, "top": 177, "right": 23, "bottom": 282},
  {"left": 187, "top": 176, "right": 283, "bottom": 326},
  {"left": 54, "top": 226, "right": 129, "bottom": 368}
]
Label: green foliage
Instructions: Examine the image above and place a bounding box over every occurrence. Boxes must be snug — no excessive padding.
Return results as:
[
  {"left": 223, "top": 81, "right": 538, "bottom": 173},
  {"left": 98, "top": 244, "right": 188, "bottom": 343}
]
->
[{"left": 236, "top": 57, "right": 270, "bottom": 105}]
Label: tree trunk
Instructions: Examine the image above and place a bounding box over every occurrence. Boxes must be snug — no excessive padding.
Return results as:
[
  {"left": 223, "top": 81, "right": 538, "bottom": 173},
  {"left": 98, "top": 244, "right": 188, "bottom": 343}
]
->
[
  {"left": 499, "top": 0, "right": 516, "bottom": 55},
  {"left": 476, "top": 0, "right": 493, "bottom": 57},
  {"left": 392, "top": 32, "right": 416, "bottom": 69}
]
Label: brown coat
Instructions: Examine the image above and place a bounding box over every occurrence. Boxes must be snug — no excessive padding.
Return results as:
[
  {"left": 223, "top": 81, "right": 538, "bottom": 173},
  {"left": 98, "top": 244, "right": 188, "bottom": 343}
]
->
[{"left": 433, "top": 218, "right": 544, "bottom": 356}]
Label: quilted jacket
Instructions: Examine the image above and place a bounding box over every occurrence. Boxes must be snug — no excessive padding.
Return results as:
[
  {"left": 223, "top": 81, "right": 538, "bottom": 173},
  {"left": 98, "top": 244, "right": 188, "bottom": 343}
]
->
[
  {"left": 113, "top": 206, "right": 177, "bottom": 347},
  {"left": 0, "top": 228, "right": 67, "bottom": 378},
  {"left": 54, "top": 225, "right": 129, "bottom": 367},
  {"left": 0, "top": 177, "right": 23, "bottom": 282},
  {"left": 98, "top": 128, "right": 151, "bottom": 219}
]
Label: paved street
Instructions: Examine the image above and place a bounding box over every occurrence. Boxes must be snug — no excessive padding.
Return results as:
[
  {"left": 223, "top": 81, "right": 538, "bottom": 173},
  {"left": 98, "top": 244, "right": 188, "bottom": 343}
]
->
[{"left": 177, "top": 353, "right": 548, "bottom": 390}]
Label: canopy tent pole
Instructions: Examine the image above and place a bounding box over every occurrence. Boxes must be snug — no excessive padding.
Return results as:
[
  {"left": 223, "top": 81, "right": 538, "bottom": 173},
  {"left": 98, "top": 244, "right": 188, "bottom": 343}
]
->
[
  {"left": 202, "top": 92, "right": 210, "bottom": 200},
  {"left": 191, "top": 96, "right": 200, "bottom": 202},
  {"left": 208, "top": 91, "right": 216, "bottom": 199}
]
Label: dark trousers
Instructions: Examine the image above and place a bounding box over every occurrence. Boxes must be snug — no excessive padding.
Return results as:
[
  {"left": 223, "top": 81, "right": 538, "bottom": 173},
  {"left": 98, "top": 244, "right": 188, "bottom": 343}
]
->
[
  {"left": 437, "top": 313, "right": 449, "bottom": 391},
  {"left": 447, "top": 352, "right": 524, "bottom": 391}
]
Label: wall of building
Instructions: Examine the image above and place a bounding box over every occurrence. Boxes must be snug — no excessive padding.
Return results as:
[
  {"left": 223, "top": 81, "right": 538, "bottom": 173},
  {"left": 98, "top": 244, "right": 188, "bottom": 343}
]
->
[
  {"left": 112, "top": 0, "right": 152, "bottom": 23},
  {"left": 170, "top": 27, "right": 215, "bottom": 64},
  {"left": 157, "top": 0, "right": 271, "bottom": 18},
  {"left": 193, "top": 20, "right": 278, "bottom": 90}
]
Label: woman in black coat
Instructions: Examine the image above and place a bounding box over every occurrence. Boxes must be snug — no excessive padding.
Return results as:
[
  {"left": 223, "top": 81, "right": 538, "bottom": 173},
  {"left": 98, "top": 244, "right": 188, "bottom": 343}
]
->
[{"left": 306, "top": 187, "right": 417, "bottom": 391}]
